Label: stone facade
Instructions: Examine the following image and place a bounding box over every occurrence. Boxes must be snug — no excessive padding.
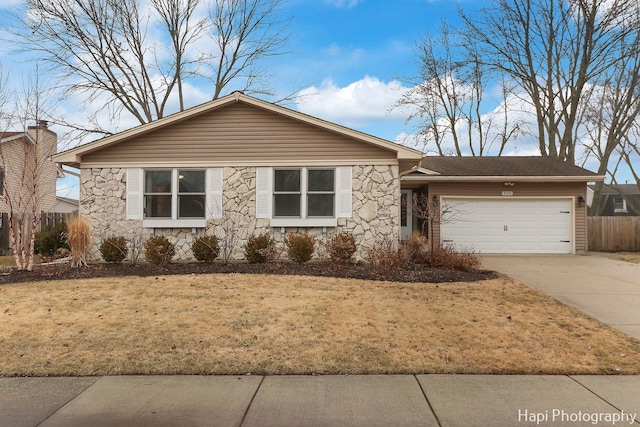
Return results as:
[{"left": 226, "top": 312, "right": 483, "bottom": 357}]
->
[{"left": 80, "top": 165, "right": 400, "bottom": 261}]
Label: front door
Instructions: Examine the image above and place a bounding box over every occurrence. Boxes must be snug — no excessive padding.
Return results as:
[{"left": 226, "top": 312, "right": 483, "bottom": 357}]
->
[{"left": 400, "top": 189, "right": 413, "bottom": 240}]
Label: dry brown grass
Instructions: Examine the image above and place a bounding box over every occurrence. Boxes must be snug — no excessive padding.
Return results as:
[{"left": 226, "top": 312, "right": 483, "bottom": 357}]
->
[
  {"left": 1, "top": 274, "right": 640, "bottom": 377},
  {"left": 615, "top": 252, "right": 640, "bottom": 264}
]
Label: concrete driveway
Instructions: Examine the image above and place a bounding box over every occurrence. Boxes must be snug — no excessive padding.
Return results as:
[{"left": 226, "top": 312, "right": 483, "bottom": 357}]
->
[{"left": 480, "top": 254, "right": 640, "bottom": 340}]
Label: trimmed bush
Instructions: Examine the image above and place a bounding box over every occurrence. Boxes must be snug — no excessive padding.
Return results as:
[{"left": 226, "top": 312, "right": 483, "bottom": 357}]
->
[
  {"left": 34, "top": 223, "right": 69, "bottom": 258},
  {"left": 144, "top": 236, "right": 175, "bottom": 266},
  {"left": 100, "top": 236, "right": 128, "bottom": 263},
  {"left": 244, "top": 233, "right": 277, "bottom": 263},
  {"left": 325, "top": 232, "right": 357, "bottom": 264},
  {"left": 192, "top": 235, "right": 220, "bottom": 262},
  {"left": 285, "top": 233, "right": 315, "bottom": 264}
]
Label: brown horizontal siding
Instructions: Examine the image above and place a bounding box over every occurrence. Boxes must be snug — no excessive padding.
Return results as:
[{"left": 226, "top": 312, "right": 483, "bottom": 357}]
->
[
  {"left": 82, "top": 103, "right": 395, "bottom": 164},
  {"left": 427, "top": 181, "right": 588, "bottom": 252}
]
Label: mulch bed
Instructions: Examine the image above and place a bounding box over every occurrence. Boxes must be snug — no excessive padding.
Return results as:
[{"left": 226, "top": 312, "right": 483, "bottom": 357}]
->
[{"left": 0, "top": 261, "right": 495, "bottom": 285}]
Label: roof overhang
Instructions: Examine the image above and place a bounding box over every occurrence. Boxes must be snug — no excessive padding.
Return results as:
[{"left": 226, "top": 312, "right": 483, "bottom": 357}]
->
[
  {"left": 53, "top": 92, "right": 423, "bottom": 167},
  {"left": 401, "top": 175, "right": 606, "bottom": 183},
  {"left": 1, "top": 133, "right": 36, "bottom": 145}
]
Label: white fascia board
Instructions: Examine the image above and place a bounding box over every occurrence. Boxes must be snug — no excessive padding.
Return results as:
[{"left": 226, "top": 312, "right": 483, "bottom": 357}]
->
[
  {"left": 401, "top": 175, "right": 607, "bottom": 182},
  {"left": 79, "top": 159, "right": 399, "bottom": 169}
]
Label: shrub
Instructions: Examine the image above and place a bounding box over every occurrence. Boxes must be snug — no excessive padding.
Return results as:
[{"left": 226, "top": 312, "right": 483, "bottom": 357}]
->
[
  {"left": 192, "top": 235, "right": 220, "bottom": 262},
  {"left": 144, "top": 236, "right": 175, "bottom": 266},
  {"left": 66, "top": 216, "right": 91, "bottom": 267},
  {"left": 34, "top": 223, "right": 69, "bottom": 258},
  {"left": 428, "top": 244, "right": 481, "bottom": 272},
  {"left": 403, "top": 232, "right": 428, "bottom": 263},
  {"left": 367, "top": 239, "right": 409, "bottom": 276},
  {"left": 325, "top": 232, "right": 357, "bottom": 264},
  {"left": 100, "top": 236, "right": 128, "bottom": 263},
  {"left": 285, "top": 233, "right": 315, "bottom": 263},
  {"left": 244, "top": 233, "right": 277, "bottom": 263}
]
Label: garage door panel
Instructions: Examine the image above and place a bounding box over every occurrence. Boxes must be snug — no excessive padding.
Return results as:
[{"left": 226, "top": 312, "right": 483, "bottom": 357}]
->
[{"left": 440, "top": 198, "right": 573, "bottom": 254}]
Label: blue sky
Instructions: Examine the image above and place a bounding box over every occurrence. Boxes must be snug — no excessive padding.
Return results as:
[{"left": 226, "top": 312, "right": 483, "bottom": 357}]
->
[
  {"left": 5, "top": 0, "right": 620, "bottom": 200},
  {"left": 1, "top": 0, "right": 472, "bottom": 199}
]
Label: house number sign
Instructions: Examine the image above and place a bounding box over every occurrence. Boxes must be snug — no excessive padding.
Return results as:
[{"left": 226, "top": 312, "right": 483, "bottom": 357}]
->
[{"left": 502, "top": 191, "right": 514, "bottom": 196}]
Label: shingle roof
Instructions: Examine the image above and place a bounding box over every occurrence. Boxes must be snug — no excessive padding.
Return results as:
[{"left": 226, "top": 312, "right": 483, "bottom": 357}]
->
[
  {"left": 421, "top": 156, "right": 599, "bottom": 177},
  {"left": 588, "top": 183, "right": 640, "bottom": 195}
]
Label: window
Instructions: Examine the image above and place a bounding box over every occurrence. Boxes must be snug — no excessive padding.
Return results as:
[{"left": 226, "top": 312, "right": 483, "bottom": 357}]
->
[
  {"left": 274, "top": 169, "right": 301, "bottom": 217},
  {"left": 144, "top": 169, "right": 206, "bottom": 219},
  {"left": 273, "top": 168, "right": 335, "bottom": 218},
  {"left": 613, "top": 197, "right": 627, "bottom": 213},
  {"left": 178, "top": 170, "right": 206, "bottom": 218},
  {"left": 145, "top": 170, "right": 172, "bottom": 218}
]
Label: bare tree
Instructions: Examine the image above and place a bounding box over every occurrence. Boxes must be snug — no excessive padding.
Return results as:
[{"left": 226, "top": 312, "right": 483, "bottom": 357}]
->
[
  {"left": 460, "top": 0, "right": 640, "bottom": 164},
  {"left": 10, "top": 0, "right": 290, "bottom": 130},
  {"left": 0, "top": 71, "right": 58, "bottom": 271},
  {"left": 398, "top": 23, "right": 522, "bottom": 156},
  {"left": 580, "top": 34, "right": 640, "bottom": 215}
]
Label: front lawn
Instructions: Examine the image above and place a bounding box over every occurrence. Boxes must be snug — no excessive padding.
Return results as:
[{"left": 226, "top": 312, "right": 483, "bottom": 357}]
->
[{"left": 1, "top": 273, "right": 639, "bottom": 376}]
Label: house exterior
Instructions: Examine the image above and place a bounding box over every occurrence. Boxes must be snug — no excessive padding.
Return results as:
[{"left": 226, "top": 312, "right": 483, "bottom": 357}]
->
[
  {"left": 52, "top": 92, "right": 423, "bottom": 260},
  {"left": 587, "top": 184, "right": 640, "bottom": 216},
  {"left": 401, "top": 157, "right": 603, "bottom": 254},
  {"left": 52, "top": 92, "right": 604, "bottom": 260},
  {"left": 55, "top": 196, "right": 79, "bottom": 214}
]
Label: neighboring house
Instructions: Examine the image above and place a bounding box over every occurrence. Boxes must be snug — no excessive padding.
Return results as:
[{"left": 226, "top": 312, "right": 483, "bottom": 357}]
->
[
  {"left": 55, "top": 196, "right": 79, "bottom": 214},
  {"left": 0, "top": 122, "right": 58, "bottom": 215},
  {"left": 0, "top": 123, "right": 59, "bottom": 255},
  {"left": 587, "top": 184, "right": 640, "bottom": 216},
  {"left": 52, "top": 92, "right": 603, "bottom": 260}
]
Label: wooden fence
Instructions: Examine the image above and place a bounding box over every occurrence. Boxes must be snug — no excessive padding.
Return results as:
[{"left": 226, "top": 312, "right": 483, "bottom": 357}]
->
[
  {"left": 0, "top": 212, "right": 74, "bottom": 256},
  {"left": 588, "top": 216, "right": 640, "bottom": 252}
]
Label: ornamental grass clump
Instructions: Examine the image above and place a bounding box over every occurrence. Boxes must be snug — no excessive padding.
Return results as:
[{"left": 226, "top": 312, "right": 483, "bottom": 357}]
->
[
  {"left": 285, "top": 233, "right": 315, "bottom": 263},
  {"left": 66, "top": 216, "right": 91, "bottom": 268},
  {"left": 99, "top": 236, "right": 128, "bottom": 263},
  {"left": 192, "top": 235, "right": 220, "bottom": 262},
  {"left": 144, "top": 236, "right": 175, "bottom": 266}
]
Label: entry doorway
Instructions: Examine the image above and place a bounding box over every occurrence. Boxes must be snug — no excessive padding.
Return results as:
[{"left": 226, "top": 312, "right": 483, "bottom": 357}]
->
[{"left": 400, "top": 189, "right": 413, "bottom": 240}]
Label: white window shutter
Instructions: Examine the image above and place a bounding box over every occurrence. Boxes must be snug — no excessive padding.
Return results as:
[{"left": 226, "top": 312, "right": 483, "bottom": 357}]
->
[
  {"left": 256, "top": 167, "right": 271, "bottom": 218},
  {"left": 207, "top": 168, "right": 224, "bottom": 219},
  {"left": 337, "top": 166, "right": 352, "bottom": 218},
  {"left": 126, "top": 168, "right": 143, "bottom": 220}
]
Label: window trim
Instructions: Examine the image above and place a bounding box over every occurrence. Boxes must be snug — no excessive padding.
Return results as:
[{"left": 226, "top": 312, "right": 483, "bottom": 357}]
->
[
  {"left": 613, "top": 196, "right": 627, "bottom": 213},
  {"left": 142, "top": 168, "right": 208, "bottom": 228},
  {"left": 272, "top": 167, "right": 336, "bottom": 222}
]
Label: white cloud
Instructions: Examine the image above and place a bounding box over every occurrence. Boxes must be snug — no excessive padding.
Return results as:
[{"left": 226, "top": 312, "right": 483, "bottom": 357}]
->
[
  {"left": 0, "top": 0, "right": 23, "bottom": 9},
  {"left": 324, "top": 0, "right": 362, "bottom": 8},
  {"left": 296, "top": 76, "right": 411, "bottom": 128}
]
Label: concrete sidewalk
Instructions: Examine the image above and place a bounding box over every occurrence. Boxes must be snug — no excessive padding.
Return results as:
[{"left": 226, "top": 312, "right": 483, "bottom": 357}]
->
[
  {"left": 480, "top": 254, "right": 640, "bottom": 340},
  {"left": 1, "top": 375, "right": 639, "bottom": 426}
]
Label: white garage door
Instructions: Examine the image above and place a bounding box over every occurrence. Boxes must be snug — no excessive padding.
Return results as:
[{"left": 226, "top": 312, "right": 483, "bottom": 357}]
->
[{"left": 440, "top": 198, "right": 573, "bottom": 254}]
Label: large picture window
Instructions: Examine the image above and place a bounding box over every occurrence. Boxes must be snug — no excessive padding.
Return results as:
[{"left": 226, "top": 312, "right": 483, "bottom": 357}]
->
[
  {"left": 144, "top": 169, "right": 206, "bottom": 219},
  {"left": 273, "top": 168, "right": 335, "bottom": 218}
]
